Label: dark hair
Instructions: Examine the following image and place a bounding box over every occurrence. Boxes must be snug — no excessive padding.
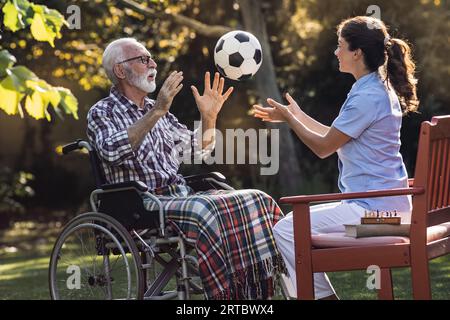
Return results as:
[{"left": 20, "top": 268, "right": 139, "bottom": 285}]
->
[{"left": 337, "top": 16, "right": 419, "bottom": 114}]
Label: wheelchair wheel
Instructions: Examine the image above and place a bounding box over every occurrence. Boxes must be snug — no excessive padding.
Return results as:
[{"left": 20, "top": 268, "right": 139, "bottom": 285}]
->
[{"left": 49, "top": 212, "right": 144, "bottom": 300}]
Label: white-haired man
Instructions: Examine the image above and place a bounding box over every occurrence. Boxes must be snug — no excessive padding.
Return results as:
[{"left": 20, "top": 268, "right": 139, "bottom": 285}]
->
[{"left": 87, "top": 38, "right": 285, "bottom": 300}]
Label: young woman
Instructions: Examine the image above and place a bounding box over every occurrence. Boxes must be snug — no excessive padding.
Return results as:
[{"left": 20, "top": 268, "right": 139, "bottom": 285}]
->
[{"left": 253, "top": 16, "right": 419, "bottom": 299}]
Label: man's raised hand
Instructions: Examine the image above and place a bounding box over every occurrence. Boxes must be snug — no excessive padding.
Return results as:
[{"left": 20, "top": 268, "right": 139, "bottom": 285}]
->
[
  {"left": 191, "top": 72, "right": 233, "bottom": 121},
  {"left": 154, "top": 71, "right": 183, "bottom": 115}
]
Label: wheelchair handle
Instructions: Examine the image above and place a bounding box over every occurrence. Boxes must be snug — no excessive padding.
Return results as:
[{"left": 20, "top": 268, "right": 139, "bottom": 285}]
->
[{"left": 62, "top": 139, "right": 93, "bottom": 154}]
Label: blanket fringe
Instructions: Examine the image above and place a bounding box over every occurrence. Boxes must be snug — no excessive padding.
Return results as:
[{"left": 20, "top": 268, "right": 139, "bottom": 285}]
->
[{"left": 206, "top": 254, "right": 287, "bottom": 300}]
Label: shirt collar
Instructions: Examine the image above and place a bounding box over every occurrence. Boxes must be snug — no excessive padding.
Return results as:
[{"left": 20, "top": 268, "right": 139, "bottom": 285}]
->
[
  {"left": 350, "top": 71, "right": 378, "bottom": 92},
  {"left": 109, "top": 86, "right": 155, "bottom": 112}
]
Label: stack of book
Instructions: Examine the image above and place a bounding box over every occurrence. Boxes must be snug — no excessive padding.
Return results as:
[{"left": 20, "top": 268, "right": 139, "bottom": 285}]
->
[{"left": 344, "top": 210, "right": 410, "bottom": 238}]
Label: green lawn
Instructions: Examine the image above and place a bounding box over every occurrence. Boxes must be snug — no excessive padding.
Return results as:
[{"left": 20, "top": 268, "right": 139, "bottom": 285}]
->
[{"left": 1, "top": 221, "right": 449, "bottom": 300}]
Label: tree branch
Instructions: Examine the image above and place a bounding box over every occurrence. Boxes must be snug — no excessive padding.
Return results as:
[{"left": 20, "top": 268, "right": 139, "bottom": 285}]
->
[{"left": 117, "top": 0, "right": 232, "bottom": 38}]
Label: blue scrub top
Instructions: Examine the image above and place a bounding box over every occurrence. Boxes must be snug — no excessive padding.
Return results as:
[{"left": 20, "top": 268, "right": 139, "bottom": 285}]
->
[{"left": 332, "top": 72, "right": 412, "bottom": 212}]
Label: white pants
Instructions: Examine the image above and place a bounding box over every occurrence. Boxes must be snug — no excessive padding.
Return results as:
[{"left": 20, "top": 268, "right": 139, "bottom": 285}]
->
[{"left": 273, "top": 201, "right": 367, "bottom": 299}]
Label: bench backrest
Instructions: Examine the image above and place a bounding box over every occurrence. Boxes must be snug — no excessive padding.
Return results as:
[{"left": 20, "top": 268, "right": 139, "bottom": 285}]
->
[{"left": 411, "top": 115, "right": 450, "bottom": 230}]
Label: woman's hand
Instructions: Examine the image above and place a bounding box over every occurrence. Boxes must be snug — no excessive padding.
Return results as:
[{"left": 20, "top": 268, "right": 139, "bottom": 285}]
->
[{"left": 252, "top": 93, "right": 303, "bottom": 123}]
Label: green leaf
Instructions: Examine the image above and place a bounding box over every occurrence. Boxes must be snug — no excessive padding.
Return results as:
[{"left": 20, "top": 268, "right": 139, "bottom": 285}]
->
[
  {"left": 42, "top": 87, "right": 61, "bottom": 108},
  {"left": 24, "top": 90, "right": 45, "bottom": 120},
  {"left": 0, "top": 50, "right": 17, "bottom": 77},
  {"left": 30, "top": 11, "right": 56, "bottom": 47},
  {"left": 26, "top": 79, "right": 61, "bottom": 108},
  {"left": 5, "top": 65, "right": 38, "bottom": 92},
  {"left": 0, "top": 80, "right": 24, "bottom": 116},
  {"left": 41, "top": 6, "right": 68, "bottom": 38},
  {"left": 28, "top": 4, "right": 67, "bottom": 45},
  {"left": 2, "top": 0, "right": 26, "bottom": 32},
  {"left": 0, "top": 68, "right": 78, "bottom": 120},
  {"left": 0, "top": 0, "right": 76, "bottom": 120},
  {"left": 10, "top": 65, "right": 38, "bottom": 81},
  {"left": 2, "top": 0, "right": 66, "bottom": 45},
  {"left": 57, "top": 88, "right": 79, "bottom": 120}
]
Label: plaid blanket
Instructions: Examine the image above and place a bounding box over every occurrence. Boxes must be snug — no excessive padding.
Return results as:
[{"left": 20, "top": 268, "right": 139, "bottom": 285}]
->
[{"left": 143, "top": 184, "right": 285, "bottom": 299}]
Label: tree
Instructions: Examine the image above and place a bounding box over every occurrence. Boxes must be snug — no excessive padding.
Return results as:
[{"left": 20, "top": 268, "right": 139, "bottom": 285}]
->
[
  {"left": 0, "top": 0, "right": 79, "bottom": 224},
  {"left": 0, "top": 0, "right": 78, "bottom": 120}
]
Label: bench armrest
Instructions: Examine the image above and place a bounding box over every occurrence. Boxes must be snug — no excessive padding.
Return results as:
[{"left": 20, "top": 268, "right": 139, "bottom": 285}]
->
[{"left": 279, "top": 187, "right": 425, "bottom": 205}]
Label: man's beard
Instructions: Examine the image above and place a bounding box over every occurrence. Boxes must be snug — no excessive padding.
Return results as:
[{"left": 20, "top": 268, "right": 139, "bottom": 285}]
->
[{"left": 125, "top": 67, "right": 156, "bottom": 93}]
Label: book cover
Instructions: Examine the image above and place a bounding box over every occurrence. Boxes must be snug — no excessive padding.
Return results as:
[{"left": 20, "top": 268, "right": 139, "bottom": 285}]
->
[{"left": 344, "top": 223, "right": 411, "bottom": 238}]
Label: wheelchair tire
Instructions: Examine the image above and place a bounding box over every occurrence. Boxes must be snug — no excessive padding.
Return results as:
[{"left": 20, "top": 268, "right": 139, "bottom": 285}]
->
[{"left": 49, "top": 212, "right": 144, "bottom": 300}]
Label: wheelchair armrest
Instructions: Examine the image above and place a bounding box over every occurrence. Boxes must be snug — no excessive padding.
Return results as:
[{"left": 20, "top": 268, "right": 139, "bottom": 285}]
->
[
  {"left": 62, "top": 139, "right": 93, "bottom": 154},
  {"left": 184, "top": 171, "right": 227, "bottom": 184},
  {"left": 184, "top": 172, "right": 234, "bottom": 191},
  {"left": 101, "top": 181, "right": 148, "bottom": 192}
]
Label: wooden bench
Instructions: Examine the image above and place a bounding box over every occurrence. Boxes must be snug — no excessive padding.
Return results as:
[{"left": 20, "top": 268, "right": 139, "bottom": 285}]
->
[{"left": 279, "top": 115, "right": 450, "bottom": 299}]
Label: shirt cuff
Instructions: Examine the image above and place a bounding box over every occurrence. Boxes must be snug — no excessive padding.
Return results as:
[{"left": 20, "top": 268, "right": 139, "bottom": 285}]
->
[{"left": 193, "top": 121, "right": 216, "bottom": 161}]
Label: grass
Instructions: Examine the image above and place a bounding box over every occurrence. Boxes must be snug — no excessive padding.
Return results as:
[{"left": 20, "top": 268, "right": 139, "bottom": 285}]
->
[
  {"left": 0, "top": 221, "right": 60, "bottom": 299},
  {"left": 327, "top": 255, "right": 450, "bottom": 300},
  {"left": 1, "top": 220, "right": 449, "bottom": 300}
]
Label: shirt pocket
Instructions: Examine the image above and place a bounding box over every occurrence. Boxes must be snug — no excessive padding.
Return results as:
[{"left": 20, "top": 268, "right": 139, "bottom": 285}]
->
[
  {"left": 159, "top": 127, "right": 175, "bottom": 152},
  {"left": 161, "top": 129, "right": 183, "bottom": 169},
  {"left": 136, "top": 132, "right": 157, "bottom": 163}
]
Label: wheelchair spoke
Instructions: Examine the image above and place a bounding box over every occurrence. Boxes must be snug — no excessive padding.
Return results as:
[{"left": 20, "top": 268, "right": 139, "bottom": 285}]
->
[
  {"left": 49, "top": 213, "right": 147, "bottom": 300},
  {"left": 58, "top": 243, "right": 94, "bottom": 279},
  {"left": 86, "top": 225, "right": 96, "bottom": 276},
  {"left": 76, "top": 230, "right": 89, "bottom": 264},
  {"left": 74, "top": 230, "right": 97, "bottom": 278}
]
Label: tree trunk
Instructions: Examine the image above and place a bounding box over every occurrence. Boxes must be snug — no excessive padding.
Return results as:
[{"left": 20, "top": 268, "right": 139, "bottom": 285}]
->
[
  {"left": 239, "top": 0, "right": 302, "bottom": 196},
  {"left": 15, "top": 116, "right": 35, "bottom": 171}
]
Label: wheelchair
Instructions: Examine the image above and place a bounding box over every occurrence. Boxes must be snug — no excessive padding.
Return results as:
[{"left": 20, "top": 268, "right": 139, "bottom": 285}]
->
[{"left": 48, "top": 139, "right": 235, "bottom": 300}]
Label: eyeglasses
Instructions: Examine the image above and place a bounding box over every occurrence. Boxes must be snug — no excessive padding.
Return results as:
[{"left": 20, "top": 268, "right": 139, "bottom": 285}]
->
[{"left": 117, "top": 55, "right": 153, "bottom": 65}]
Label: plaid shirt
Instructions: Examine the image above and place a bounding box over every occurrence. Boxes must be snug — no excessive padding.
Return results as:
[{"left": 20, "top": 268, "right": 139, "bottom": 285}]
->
[{"left": 87, "top": 86, "right": 204, "bottom": 190}]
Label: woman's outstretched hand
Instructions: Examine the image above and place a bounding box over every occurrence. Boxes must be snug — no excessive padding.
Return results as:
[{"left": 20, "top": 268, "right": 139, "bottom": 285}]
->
[{"left": 252, "top": 93, "right": 302, "bottom": 123}]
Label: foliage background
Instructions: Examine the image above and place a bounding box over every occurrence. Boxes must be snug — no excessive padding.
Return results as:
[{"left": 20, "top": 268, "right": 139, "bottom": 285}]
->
[{"left": 0, "top": 0, "right": 448, "bottom": 224}]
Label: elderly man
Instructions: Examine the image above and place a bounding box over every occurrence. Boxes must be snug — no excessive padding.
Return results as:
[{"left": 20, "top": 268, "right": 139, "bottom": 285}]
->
[{"left": 87, "top": 38, "right": 284, "bottom": 299}]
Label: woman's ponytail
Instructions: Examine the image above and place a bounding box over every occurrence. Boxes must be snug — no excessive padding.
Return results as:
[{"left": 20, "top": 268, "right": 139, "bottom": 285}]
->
[{"left": 386, "top": 38, "right": 419, "bottom": 114}]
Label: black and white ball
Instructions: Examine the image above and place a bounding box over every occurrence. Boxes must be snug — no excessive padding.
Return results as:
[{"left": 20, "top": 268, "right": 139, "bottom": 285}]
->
[{"left": 214, "top": 30, "right": 263, "bottom": 81}]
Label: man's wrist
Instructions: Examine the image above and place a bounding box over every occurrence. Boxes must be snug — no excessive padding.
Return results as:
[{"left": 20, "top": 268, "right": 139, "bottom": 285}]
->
[
  {"left": 201, "top": 113, "right": 217, "bottom": 124},
  {"left": 151, "top": 106, "right": 167, "bottom": 118}
]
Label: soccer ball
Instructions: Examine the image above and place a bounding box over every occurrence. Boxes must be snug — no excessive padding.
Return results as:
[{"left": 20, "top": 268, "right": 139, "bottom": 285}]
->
[{"left": 213, "top": 30, "right": 263, "bottom": 81}]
